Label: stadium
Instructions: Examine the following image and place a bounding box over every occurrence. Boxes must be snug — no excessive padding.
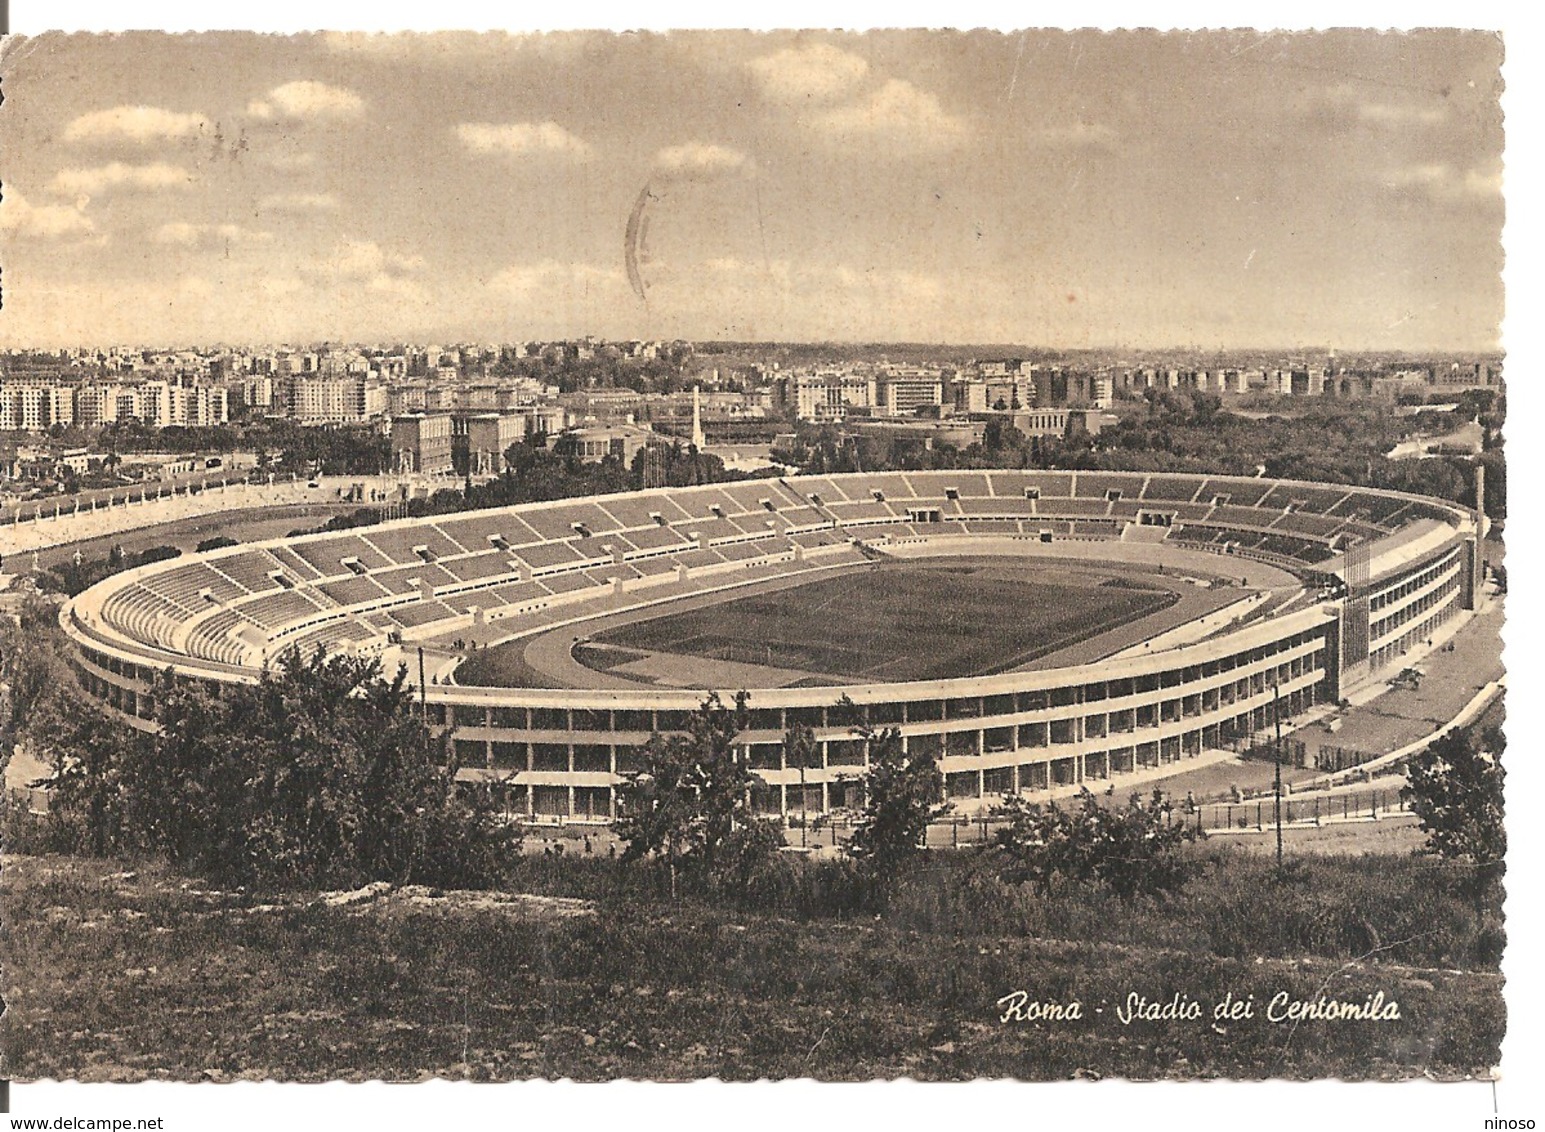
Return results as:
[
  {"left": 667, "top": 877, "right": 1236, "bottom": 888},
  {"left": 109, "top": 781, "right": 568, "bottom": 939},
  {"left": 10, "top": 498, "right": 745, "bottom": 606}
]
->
[{"left": 61, "top": 469, "right": 1486, "bottom": 823}]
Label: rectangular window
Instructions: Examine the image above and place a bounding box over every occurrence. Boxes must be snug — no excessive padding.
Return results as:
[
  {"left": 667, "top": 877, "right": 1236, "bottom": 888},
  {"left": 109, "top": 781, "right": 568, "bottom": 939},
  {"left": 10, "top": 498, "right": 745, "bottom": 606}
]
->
[
  {"left": 490, "top": 706, "right": 527, "bottom": 729},
  {"left": 530, "top": 707, "right": 569, "bottom": 730},
  {"left": 613, "top": 708, "right": 653, "bottom": 732},
  {"left": 655, "top": 710, "right": 692, "bottom": 732},
  {"left": 748, "top": 743, "right": 783, "bottom": 770},
  {"left": 532, "top": 744, "right": 569, "bottom": 772},
  {"left": 491, "top": 741, "right": 527, "bottom": 769}
]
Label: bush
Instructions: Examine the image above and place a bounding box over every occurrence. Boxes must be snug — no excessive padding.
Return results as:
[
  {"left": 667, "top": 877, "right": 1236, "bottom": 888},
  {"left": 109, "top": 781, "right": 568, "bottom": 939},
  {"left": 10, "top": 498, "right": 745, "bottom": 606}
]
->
[
  {"left": 847, "top": 726, "right": 950, "bottom": 902},
  {"left": 991, "top": 788, "right": 1199, "bottom": 900},
  {"left": 614, "top": 693, "right": 782, "bottom": 903},
  {"left": 29, "top": 645, "right": 520, "bottom": 891},
  {"left": 1402, "top": 722, "right": 1505, "bottom": 868}
]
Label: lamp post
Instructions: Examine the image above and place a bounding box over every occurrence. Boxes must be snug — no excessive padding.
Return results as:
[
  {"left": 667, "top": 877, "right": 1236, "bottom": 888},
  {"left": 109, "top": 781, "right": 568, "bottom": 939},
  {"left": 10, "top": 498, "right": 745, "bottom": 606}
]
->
[
  {"left": 785, "top": 724, "right": 815, "bottom": 850},
  {"left": 1273, "top": 681, "right": 1284, "bottom": 872},
  {"left": 800, "top": 755, "right": 807, "bottom": 849}
]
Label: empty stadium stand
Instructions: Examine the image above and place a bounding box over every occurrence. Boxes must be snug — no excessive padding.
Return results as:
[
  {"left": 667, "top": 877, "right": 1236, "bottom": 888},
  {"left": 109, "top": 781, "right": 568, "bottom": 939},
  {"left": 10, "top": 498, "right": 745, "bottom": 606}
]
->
[{"left": 69, "top": 470, "right": 1470, "bottom": 687}]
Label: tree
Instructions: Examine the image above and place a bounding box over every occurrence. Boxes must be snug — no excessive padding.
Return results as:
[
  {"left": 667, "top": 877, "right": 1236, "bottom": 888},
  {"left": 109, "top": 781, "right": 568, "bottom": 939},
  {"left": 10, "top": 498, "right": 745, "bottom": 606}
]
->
[
  {"left": 783, "top": 720, "right": 818, "bottom": 843},
  {"left": 1402, "top": 723, "right": 1506, "bottom": 875},
  {"left": 34, "top": 646, "right": 519, "bottom": 890},
  {"left": 846, "top": 727, "right": 948, "bottom": 897},
  {"left": 991, "top": 788, "right": 1198, "bottom": 900},
  {"left": 39, "top": 700, "right": 146, "bottom": 857},
  {"left": 614, "top": 692, "right": 779, "bottom": 900}
]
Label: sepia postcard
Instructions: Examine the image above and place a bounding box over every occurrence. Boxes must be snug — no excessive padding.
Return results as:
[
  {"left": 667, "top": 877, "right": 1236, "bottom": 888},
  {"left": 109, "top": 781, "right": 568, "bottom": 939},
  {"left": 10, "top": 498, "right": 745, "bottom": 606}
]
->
[{"left": 0, "top": 19, "right": 1524, "bottom": 1127}]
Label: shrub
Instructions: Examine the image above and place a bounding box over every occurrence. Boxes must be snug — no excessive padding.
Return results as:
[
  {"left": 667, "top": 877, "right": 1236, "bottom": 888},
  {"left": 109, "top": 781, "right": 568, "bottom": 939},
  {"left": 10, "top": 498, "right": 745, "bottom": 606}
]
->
[
  {"left": 29, "top": 645, "right": 519, "bottom": 891},
  {"left": 847, "top": 727, "right": 950, "bottom": 902},
  {"left": 991, "top": 788, "right": 1199, "bottom": 900},
  {"left": 614, "top": 692, "right": 781, "bottom": 903},
  {"left": 1402, "top": 722, "right": 1506, "bottom": 868}
]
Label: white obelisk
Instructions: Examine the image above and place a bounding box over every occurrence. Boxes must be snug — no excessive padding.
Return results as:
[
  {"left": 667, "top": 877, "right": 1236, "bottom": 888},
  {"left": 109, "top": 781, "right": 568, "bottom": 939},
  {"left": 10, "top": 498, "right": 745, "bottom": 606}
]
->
[{"left": 691, "top": 384, "right": 706, "bottom": 450}]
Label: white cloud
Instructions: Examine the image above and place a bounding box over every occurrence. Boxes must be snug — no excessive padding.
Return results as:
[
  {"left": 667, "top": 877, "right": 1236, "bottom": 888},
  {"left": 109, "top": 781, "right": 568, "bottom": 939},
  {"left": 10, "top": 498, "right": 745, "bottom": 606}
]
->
[
  {"left": 482, "top": 260, "right": 632, "bottom": 337},
  {"left": 488, "top": 260, "right": 623, "bottom": 296},
  {"left": 153, "top": 221, "right": 274, "bottom": 247},
  {"left": 259, "top": 192, "right": 340, "bottom": 212},
  {"left": 1304, "top": 84, "right": 1448, "bottom": 128},
  {"left": 248, "top": 81, "right": 365, "bottom": 121},
  {"left": 746, "top": 43, "right": 966, "bottom": 157},
  {"left": 1383, "top": 161, "right": 1501, "bottom": 202},
  {"left": 252, "top": 240, "right": 434, "bottom": 321},
  {"left": 810, "top": 79, "right": 967, "bottom": 151},
  {"left": 366, "top": 274, "right": 430, "bottom": 303},
  {"left": 1463, "top": 165, "right": 1504, "bottom": 196},
  {"left": 0, "top": 189, "right": 97, "bottom": 239},
  {"left": 654, "top": 142, "right": 753, "bottom": 179},
  {"left": 455, "top": 121, "right": 592, "bottom": 158},
  {"left": 304, "top": 239, "right": 425, "bottom": 282},
  {"left": 47, "top": 161, "right": 193, "bottom": 196},
  {"left": 64, "top": 105, "right": 210, "bottom": 144},
  {"left": 1384, "top": 159, "right": 1501, "bottom": 203},
  {"left": 1359, "top": 102, "right": 1446, "bottom": 126},
  {"left": 747, "top": 42, "right": 870, "bottom": 105}
]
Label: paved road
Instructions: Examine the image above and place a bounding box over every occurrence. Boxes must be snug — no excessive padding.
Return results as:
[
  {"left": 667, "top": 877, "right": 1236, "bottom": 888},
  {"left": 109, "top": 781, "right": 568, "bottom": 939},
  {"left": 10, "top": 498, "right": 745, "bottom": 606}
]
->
[{"left": 1296, "top": 597, "right": 1504, "bottom": 758}]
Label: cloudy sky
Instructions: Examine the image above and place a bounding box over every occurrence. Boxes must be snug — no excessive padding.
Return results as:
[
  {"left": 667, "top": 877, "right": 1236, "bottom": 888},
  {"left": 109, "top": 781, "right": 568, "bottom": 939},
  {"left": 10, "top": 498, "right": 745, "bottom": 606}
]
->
[{"left": 0, "top": 29, "right": 1504, "bottom": 350}]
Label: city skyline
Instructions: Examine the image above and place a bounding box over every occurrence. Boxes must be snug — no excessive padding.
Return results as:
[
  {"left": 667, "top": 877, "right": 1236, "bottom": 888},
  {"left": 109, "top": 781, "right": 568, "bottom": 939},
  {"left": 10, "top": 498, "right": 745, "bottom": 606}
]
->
[{"left": 0, "top": 30, "right": 1506, "bottom": 352}]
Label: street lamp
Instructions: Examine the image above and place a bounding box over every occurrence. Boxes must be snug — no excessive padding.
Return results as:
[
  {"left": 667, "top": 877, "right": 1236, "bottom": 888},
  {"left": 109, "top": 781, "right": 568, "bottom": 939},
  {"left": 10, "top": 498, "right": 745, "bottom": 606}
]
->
[
  {"left": 785, "top": 724, "right": 816, "bottom": 850},
  {"left": 1273, "top": 680, "right": 1284, "bottom": 872}
]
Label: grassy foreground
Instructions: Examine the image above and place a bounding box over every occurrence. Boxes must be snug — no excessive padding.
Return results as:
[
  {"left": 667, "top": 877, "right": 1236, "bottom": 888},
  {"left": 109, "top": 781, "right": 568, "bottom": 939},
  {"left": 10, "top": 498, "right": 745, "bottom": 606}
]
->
[
  {"left": 0, "top": 846, "right": 1495, "bottom": 1087},
  {"left": 1, "top": 849, "right": 1503, "bottom": 1082}
]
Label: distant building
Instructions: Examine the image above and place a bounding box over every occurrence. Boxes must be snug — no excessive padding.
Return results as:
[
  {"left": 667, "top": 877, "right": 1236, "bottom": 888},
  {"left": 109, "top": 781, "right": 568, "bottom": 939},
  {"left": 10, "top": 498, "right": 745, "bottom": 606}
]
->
[
  {"left": 850, "top": 418, "right": 986, "bottom": 449},
  {"left": 1431, "top": 361, "right": 1502, "bottom": 389},
  {"left": 392, "top": 413, "right": 454, "bottom": 474},
  {"left": 234, "top": 376, "right": 274, "bottom": 413},
  {"left": 1039, "top": 370, "right": 1113, "bottom": 409},
  {"left": 280, "top": 375, "right": 369, "bottom": 424},
  {"left": 988, "top": 407, "right": 1103, "bottom": 438},
  {"left": 76, "top": 384, "right": 123, "bottom": 427},
  {"left": 0, "top": 383, "right": 72, "bottom": 431},
  {"left": 452, "top": 412, "right": 528, "bottom": 475},
  {"left": 561, "top": 424, "right": 655, "bottom": 465},
  {"left": 790, "top": 372, "right": 875, "bottom": 421},
  {"left": 510, "top": 404, "right": 570, "bottom": 438},
  {"left": 874, "top": 370, "right": 944, "bottom": 417},
  {"left": 951, "top": 376, "right": 986, "bottom": 414}
]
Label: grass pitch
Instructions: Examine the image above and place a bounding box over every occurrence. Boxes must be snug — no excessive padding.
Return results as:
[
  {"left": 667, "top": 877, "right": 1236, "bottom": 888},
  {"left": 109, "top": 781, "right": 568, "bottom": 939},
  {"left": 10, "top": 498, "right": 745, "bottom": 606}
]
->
[{"left": 588, "top": 562, "right": 1174, "bottom": 683}]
